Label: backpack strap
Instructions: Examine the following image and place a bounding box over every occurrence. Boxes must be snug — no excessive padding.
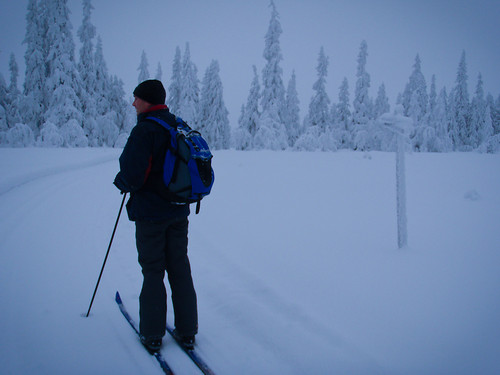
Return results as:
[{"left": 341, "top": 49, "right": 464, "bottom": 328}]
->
[{"left": 145, "top": 116, "right": 180, "bottom": 153}]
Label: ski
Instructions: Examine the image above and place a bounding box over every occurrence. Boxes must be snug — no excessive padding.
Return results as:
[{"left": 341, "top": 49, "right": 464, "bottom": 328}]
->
[
  {"left": 166, "top": 324, "right": 216, "bottom": 375},
  {"left": 115, "top": 292, "right": 174, "bottom": 375}
]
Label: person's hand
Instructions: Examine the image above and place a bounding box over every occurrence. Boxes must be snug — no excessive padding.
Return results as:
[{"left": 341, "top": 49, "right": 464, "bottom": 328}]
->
[{"left": 113, "top": 173, "right": 129, "bottom": 194}]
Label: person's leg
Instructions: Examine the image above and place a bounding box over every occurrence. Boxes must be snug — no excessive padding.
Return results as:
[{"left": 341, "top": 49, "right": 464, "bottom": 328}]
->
[
  {"left": 164, "top": 217, "right": 198, "bottom": 336},
  {"left": 136, "top": 220, "right": 167, "bottom": 339}
]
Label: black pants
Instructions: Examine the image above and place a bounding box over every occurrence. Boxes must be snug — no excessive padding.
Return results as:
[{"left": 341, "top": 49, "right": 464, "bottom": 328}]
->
[{"left": 135, "top": 217, "right": 198, "bottom": 339}]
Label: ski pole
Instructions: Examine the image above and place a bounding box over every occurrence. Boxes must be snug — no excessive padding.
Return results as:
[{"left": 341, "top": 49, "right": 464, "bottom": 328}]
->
[{"left": 85, "top": 192, "right": 127, "bottom": 317}]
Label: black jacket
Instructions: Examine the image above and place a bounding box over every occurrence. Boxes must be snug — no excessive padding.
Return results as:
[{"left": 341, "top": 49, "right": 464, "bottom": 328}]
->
[{"left": 114, "top": 106, "right": 190, "bottom": 221}]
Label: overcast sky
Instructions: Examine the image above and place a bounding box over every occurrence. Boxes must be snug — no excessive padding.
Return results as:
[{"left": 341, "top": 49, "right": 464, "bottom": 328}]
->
[{"left": 1, "top": 0, "right": 499, "bottom": 126}]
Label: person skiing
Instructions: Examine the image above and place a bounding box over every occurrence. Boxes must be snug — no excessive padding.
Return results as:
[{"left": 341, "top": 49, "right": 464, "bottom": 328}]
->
[{"left": 114, "top": 79, "right": 197, "bottom": 353}]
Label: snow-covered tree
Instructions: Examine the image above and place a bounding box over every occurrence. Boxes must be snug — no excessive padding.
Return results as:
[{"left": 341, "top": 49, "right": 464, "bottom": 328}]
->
[
  {"left": 427, "top": 75, "right": 437, "bottom": 123},
  {"left": 44, "top": 0, "right": 83, "bottom": 146},
  {"left": 5, "top": 123, "right": 34, "bottom": 147},
  {"left": 5, "top": 0, "right": 128, "bottom": 148},
  {"left": 77, "top": 0, "right": 96, "bottom": 91},
  {"left": 485, "top": 94, "right": 499, "bottom": 136},
  {"left": 234, "top": 66, "right": 260, "bottom": 150},
  {"left": 22, "top": 0, "right": 47, "bottom": 133},
  {"left": 477, "top": 104, "right": 495, "bottom": 152},
  {"left": 335, "top": 77, "right": 352, "bottom": 148},
  {"left": 470, "top": 73, "right": 487, "bottom": 149},
  {"left": 234, "top": 105, "right": 252, "bottom": 150},
  {"left": 38, "top": 121, "right": 63, "bottom": 147},
  {"left": 60, "top": 118, "right": 88, "bottom": 147},
  {"left": 0, "top": 71, "right": 9, "bottom": 120},
  {"left": 433, "top": 87, "right": 453, "bottom": 152},
  {"left": 167, "top": 46, "right": 182, "bottom": 114},
  {"left": 254, "top": 109, "right": 289, "bottom": 150},
  {"left": 0, "top": 74, "right": 7, "bottom": 133},
  {"left": 411, "top": 93, "right": 436, "bottom": 152},
  {"left": 256, "top": 0, "right": 288, "bottom": 150},
  {"left": 374, "top": 83, "right": 390, "bottom": 118},
  {"left": 402, "top": 54, "right": 428, "bottom": 122},
  {"left": 199, "top": 60, "right": 230, "bottom": 149},
  {"left": 8, "top": 54, "right": 20, "bottom": 97},
  {"left": 401, "top": 55, "right": 429, "bottom": 151},
  {"left": 94, "top": 36, "right": 110, "bottom": 117},
  {"left": 155, "top": 62, "right": 163, "bottom": 81},
  {"left": 93, "top": 36, "right": 128, "bottom": 146},
  {"left": 353, "top": 40, "right": 371, "bottom": 125},
  {"left": 106, "top": 75, "right": 130, "bottom": 146},
  {"left": 77, "top": 0, "right": 98, "bottom": 145},
  {"left": 307, "top": 47, "right": 331, "bottom": 130},
  {"left": 296, "top": 47, "right": 336, "bottom": 151},
  {"left": 352, "top": 40, "right": 374, "bottom": 150},
  {"left": 451, "top": 51, "right": 471, "bottom": 150},
  {"left": 494, "top": 95, "right": 500, "bottom": 134},
  {"left": 137, "top": 50, "right": 150, "bottom": 83},
  {"left": 179, "top": 43, "right": 200, "bottom": 127},
  {"left": 371, "top": 83, "right": 390, "bottom": 150},
  {"left": 5, "top": 54, "right": 22, "bottom": 127},
  {"left": 283, "top": 70, "right": 301, "bottom": 146}
]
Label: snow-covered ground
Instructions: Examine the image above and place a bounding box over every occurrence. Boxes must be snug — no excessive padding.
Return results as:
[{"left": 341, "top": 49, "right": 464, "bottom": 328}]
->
[{"left": 0, "top": 148, "right": 499, "bottom": 375}]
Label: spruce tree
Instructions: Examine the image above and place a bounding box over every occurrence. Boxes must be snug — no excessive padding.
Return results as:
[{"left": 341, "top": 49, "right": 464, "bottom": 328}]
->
[
  {"left": 494, "top": 95, "right": 500, "bottom": 134},
  {"left": 44, "top": 0, "right": 85, "bottom": 146},
  {"left": 179, "top": 43, "right": 199, "bottom": 127},
  {"left": 77, "top": 0, "right": 99, "bottom": 145},
  {"left": 478, "top": 104, "right": 494, "bottom": 152},
  {"left": 451, "top": 51, "right": 471, "bottom": 150},
  {"left": 167, "top": 46, "right": 182, "bottom": 114},
  {"left": 94, "top": 36, "right": 111, "bottom": 117},
  {"left": 6, "top": 54, "right": 22, "bottom": 127},
  {"left": 234, "top": 65, "right": 260, "bottom": 150},
  {"left": 428, "top": 75, "right": 437, "bottom": 123},
  {"left": 234, "top": 105, "right": 252, "bottom": 150},
  {"left": 77, "top": 0, "right": 96, "bottom": 92},
  {"left": 470, "top": 73, "right": 486, "bottom": 148},
  {"left": 155, "top": 62, "right": 163, "bottom": 81},
  {"left": 402, "top": 54, "right": 428, "bottom": 121},
  {"left": 296, "top": 47, "right": 337, "bottom": 151},
  {"left": 107, "top": 75, "right": 129, "bottom": 144},
  {"left": 23, "top": 0, "right": 46, "bottom": 133},
  {"left": 199, "top": 60, "right": 230, "bottom": 149},
  {"left": 402, "top": 55, "right": 429, "bottom": 150},
  {"left": 411, "top": 90, "right": 435, "bottom": 152},
  {"left": 255, "top": 0, "right": 288, "bottom": 150},
  {"left": 336, "top": 77, "right": 352, "bottom": 148},
  {"left": 308, "top": 47, "right": 330, "bottom": 130},
  {"left": 284, "top": 71, "right": 301, "bottom": 146},
  {"left": 374, "top": 83, "right": 390, "bottom": 118},
  {"left": 434, "top": 87, "right": 453, "bottom": 152},
  {"left": 0, "top": 74, "right": 9, "bottom": 133},
  {"left": 94, "top": 36, "right": 123, "bottom": 146},
  {"left": 137, "top": 50, "right": 150, "bottom": 83},
  {"left": 352, "top": 40, "right": 373, "bottom": 150}
]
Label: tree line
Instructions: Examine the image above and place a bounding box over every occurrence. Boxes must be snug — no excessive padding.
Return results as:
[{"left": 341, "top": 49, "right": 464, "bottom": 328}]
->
[
  {"left": 234, "top": 1, "right": 500, "bottom": 153},
  {"left": 1, "top": 0, "right": 498, "bottom": 153}
]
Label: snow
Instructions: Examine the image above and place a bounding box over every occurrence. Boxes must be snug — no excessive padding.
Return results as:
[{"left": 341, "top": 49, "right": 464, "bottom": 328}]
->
[{"left": 0, "top": 148, "right": 499, "bottom": 375}]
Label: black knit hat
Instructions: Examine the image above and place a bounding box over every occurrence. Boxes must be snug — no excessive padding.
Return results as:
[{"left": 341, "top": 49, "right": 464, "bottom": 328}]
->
[{"left": 133, "top": 79, "right": 166, "bottom": 105}]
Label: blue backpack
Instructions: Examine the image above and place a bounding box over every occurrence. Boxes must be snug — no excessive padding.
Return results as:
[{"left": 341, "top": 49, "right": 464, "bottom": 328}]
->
[{"left": 146, "top": 116, "right": 214, "bottom": 214}]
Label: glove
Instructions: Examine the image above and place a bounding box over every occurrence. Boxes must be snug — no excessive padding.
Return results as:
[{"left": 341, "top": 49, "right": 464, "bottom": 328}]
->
[{"left": 113, "top": 173, "right": 130, "bottom": 194}]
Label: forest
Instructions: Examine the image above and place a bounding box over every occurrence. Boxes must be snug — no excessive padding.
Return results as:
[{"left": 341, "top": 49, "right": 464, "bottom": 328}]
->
[{"left": 1, "top": 0, "right": 499, "bottom": 153}]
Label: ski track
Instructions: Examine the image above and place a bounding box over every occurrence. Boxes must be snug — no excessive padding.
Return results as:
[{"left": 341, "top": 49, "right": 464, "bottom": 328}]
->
[
  {"left": 190, "top": 229, "right": 383, "bottom": 375},
  {"left": 0, "top": 149, "right": 120, "bottom": 196}
]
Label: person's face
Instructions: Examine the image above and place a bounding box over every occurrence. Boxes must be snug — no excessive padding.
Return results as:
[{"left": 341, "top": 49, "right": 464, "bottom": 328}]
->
[{"left": 132, "top": 96, "right": 152, "bottom": 114}]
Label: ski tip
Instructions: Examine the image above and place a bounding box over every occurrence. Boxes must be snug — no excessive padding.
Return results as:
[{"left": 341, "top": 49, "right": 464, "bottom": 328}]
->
[{"left": 115, "top": 291, "right": 122, "bottom": 304}]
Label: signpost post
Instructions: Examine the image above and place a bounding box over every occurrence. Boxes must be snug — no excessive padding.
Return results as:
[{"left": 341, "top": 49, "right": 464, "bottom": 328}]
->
[{"left": 377, "top": 106, "right": 413, "bottom": 249}]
